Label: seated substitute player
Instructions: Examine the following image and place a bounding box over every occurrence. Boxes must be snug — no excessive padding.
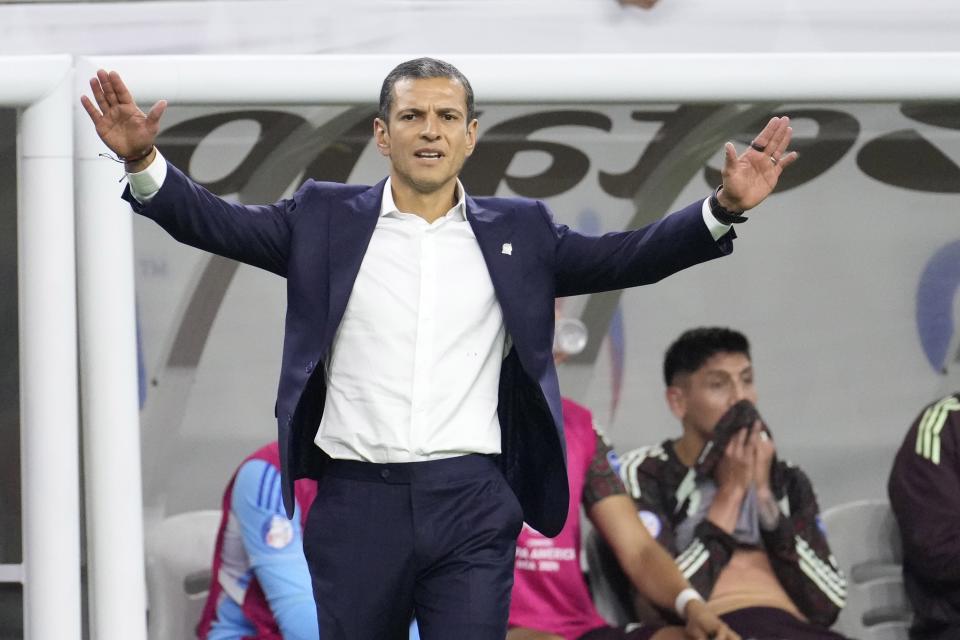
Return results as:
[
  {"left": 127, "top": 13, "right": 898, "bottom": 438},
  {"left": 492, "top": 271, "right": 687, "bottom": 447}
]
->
[
  {"left": 197, "top": 441, "right": 319, "bottom": 640},
  {"left": 196, "top": 440, "right": 423, "bottom": 639},
  {"left": 617, "top": 327, "right": 848, "bottom": 639},
  {"left": 507, "top": 318, "right": 737, "bottom": 640},
  {"left": 888, "top": 392, "right": 960, "bottom": 640}
]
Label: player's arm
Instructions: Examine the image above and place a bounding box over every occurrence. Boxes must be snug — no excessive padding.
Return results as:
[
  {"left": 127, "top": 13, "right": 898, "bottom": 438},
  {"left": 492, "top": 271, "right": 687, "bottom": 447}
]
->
[
  {"left": 232, "top": 460, "right": 319, "bottom": 640},
  {"left": 590, "top": 443, "right": 687, "bottom": 608},
  {"left": 593, "top": 443, "right": 738, "bottom": 639}
]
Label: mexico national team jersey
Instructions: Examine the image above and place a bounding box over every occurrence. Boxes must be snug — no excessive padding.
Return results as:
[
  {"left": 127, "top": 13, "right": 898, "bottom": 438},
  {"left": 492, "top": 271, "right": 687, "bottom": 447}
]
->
[
  {"left": 618, "top": 437, "right": 846, "bottom": 628},
  {"left": 888, "top": 393, "right": 960, "bottom": 639}
]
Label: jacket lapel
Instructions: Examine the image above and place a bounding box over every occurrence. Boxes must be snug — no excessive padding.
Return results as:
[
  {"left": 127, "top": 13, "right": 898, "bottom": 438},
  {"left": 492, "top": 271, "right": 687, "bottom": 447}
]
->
[
  {"left": 466, "top": 198, "right": 523, "bottom": 344},
  {"left": 324, "top": 179, "right": 384, "bottom": 355}
]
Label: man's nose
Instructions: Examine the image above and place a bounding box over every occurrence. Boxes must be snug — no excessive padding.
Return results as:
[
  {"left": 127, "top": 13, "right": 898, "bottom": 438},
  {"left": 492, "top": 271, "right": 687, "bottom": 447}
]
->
[
  {"left": 420, "top": 114, "right": 440, "bottom": 138},
  {"left": 731, "top": 381, "right": 749, "bottom": 403}
]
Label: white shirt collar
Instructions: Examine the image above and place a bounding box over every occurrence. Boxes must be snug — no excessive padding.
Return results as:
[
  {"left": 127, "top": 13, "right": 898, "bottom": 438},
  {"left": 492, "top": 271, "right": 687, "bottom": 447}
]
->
[{"left": 380, "top": 177, "right": 467, "bottom": 222}]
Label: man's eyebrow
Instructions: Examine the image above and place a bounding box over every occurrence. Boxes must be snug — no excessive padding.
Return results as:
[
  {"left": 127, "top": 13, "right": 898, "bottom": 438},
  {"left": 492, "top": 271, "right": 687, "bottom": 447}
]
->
[{"left": 701, "top": 370, "right": 733, "bottom": 380}]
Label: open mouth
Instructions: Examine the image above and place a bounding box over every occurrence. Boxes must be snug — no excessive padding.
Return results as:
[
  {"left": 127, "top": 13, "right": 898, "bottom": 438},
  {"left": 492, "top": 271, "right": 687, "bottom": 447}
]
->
[{"left": 415, "top": 151, "right": 443, "bottom": 160}]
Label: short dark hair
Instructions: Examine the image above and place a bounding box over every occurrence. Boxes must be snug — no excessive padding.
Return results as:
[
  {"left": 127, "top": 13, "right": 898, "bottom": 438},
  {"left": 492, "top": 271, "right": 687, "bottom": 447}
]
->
[
  {"left": 663, "top": 327, "right": 751, "bottom": 386},
  {"left": 378, "top": 57, "right": 476, "bottom": 123}
]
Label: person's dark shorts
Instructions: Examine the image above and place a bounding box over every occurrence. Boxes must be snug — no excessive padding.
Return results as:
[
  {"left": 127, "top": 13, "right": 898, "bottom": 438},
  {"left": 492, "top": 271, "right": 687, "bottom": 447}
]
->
[
  {"left": 577, "top": 606, "right": 851, "bottom": 640},
  {"left": 578, "top": 623, "right": 663, "bottom": 640},
  {"left": 720, "top": 606, "right": 851, "bottom": 640}
]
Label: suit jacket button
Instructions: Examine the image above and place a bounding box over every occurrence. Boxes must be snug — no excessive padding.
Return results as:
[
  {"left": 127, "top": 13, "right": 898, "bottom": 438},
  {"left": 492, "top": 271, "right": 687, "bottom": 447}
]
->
[
  {"left": 305, "top": 361, "right": 314, "bottom": 373},
  {"left": 380, "top": 469, "right": 391, "bottom": 479}
]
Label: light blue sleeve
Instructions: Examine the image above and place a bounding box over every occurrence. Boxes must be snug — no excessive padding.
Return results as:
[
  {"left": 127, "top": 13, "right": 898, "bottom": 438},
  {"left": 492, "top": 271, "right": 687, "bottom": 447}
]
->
[{"left": 232, "top": 459, "right": 319, "bottom": 640}]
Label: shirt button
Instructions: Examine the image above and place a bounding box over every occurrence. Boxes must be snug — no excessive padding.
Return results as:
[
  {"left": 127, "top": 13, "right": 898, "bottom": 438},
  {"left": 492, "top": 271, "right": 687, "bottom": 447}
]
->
[
  {"left": 380, "top": 469, "right": 391, "bottom": 479},
  {"left": 415, "top": 448, "right": 426, "bottom": 456}
]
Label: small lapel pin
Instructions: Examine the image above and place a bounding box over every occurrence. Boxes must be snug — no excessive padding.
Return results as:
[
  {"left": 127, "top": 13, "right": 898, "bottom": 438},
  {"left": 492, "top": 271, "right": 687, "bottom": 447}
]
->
[{"left": 501, "top": 242, "right": 513, "bottom": 256}]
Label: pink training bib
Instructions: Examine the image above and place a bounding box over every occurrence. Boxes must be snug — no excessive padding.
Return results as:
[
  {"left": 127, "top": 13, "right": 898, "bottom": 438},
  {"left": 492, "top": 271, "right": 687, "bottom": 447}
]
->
[{"left": 508, "top": 398, "right": 608, "bottom": 639}]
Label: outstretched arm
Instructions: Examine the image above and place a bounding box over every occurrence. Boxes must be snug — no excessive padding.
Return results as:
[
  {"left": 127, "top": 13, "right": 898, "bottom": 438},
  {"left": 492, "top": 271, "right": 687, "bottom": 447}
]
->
[
  {"left": 80, "top": 69, "right": 167, "bottom": 173},
  {"left": 551, "top": 117, "right": 796, "bottom": 296},
  {"left": 83, "top": 69, "right": 293, "bottom": 275}
]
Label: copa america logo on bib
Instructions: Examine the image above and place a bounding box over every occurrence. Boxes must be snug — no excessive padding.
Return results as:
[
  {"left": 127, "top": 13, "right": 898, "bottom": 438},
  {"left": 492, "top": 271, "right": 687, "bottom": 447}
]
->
[
  {"left": 637, "top": 510, "right": 662, "bottom": 539},
  {"left": 263, "top": 514, "right": 294, "bottom": 549}
]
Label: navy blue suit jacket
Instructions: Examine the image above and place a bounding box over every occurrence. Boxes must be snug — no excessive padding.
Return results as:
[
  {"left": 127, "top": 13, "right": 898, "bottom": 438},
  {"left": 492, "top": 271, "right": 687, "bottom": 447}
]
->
[{"left": 126, "top": 164, "right": 733, "bottom": 537}]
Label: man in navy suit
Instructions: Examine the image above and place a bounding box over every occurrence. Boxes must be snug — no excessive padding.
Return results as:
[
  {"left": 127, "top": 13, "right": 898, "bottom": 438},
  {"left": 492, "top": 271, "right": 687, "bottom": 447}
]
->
[{"left": 82, "top": 58, "right": 796, "bottom": 640}]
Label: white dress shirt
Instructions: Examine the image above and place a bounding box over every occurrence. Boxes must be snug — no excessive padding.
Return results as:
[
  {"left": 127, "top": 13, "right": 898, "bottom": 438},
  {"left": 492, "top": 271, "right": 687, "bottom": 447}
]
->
[
  {"left": 315, "top": 178, "right": 507, "bottom": 462},
  {"left": 127, "top": 151, "right": 730, "bottom": 464}
]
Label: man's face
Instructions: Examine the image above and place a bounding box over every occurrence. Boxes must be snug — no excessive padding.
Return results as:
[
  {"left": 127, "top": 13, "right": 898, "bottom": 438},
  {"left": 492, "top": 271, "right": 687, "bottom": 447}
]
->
[
  {"left": 667, "top": 351, "right": 757, "bottom": 440},
  {"left": 374, "top": 77, "right": 478, "bottom": 195}
]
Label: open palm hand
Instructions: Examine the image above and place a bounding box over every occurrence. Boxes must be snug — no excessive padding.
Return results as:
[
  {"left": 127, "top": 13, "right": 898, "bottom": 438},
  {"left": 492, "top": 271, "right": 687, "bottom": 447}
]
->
[
  {"left": 718, "top": 116, "right": 798, "bottom": 212},
  {"left": 80, "top": 69, "right": 166, "bottom": 160}
]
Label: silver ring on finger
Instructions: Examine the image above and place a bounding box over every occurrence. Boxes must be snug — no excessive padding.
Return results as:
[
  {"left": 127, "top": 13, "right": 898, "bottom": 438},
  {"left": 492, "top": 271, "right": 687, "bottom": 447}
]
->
[{"left": 770, "top": 155, "right": 779, "bottom": 165}]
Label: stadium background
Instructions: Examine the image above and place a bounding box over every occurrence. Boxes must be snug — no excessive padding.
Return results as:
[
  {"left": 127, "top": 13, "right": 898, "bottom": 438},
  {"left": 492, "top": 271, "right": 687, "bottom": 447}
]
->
[{"left": 1, "top": 0, "right": 959, "bottom": 637}]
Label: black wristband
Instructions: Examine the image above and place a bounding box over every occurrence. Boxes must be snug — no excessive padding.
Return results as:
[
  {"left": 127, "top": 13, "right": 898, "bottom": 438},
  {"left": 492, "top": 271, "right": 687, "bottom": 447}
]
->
[
  {"left": 709, "top": 186, "right": 748, "bottom": 225},
  {"left": 120, "top": 146, "right": 155, "bottom": 165}
]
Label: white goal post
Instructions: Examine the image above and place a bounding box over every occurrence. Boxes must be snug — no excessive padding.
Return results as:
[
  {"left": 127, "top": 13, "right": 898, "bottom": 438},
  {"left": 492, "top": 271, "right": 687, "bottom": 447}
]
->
[{"left": 2, "top": 54, "right": 80, "bottom": 640}]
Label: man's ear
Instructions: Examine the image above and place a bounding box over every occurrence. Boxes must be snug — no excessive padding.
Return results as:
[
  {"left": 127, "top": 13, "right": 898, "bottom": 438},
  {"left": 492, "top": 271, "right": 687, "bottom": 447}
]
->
[
  {"left": 665, "top": 385, "right": 686, "bottom": 421},
  {"left": 374, "top": 118, "right": 390, "bottom": 157},
  {"left": 464, "top": 118, "right": 479, "bottom": 157}
]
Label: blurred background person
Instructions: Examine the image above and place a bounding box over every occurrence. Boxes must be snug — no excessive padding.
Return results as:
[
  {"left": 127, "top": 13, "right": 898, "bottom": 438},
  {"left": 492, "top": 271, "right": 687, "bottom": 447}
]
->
[
  {"left": 888, "top": 392, "right": 960, "bottom": 640},
  {"left": 196, "top": 440, "right": 422, "bottom": 640},
  {"left": 197, "top": 441, "right": 318, "bottom": 640}
]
